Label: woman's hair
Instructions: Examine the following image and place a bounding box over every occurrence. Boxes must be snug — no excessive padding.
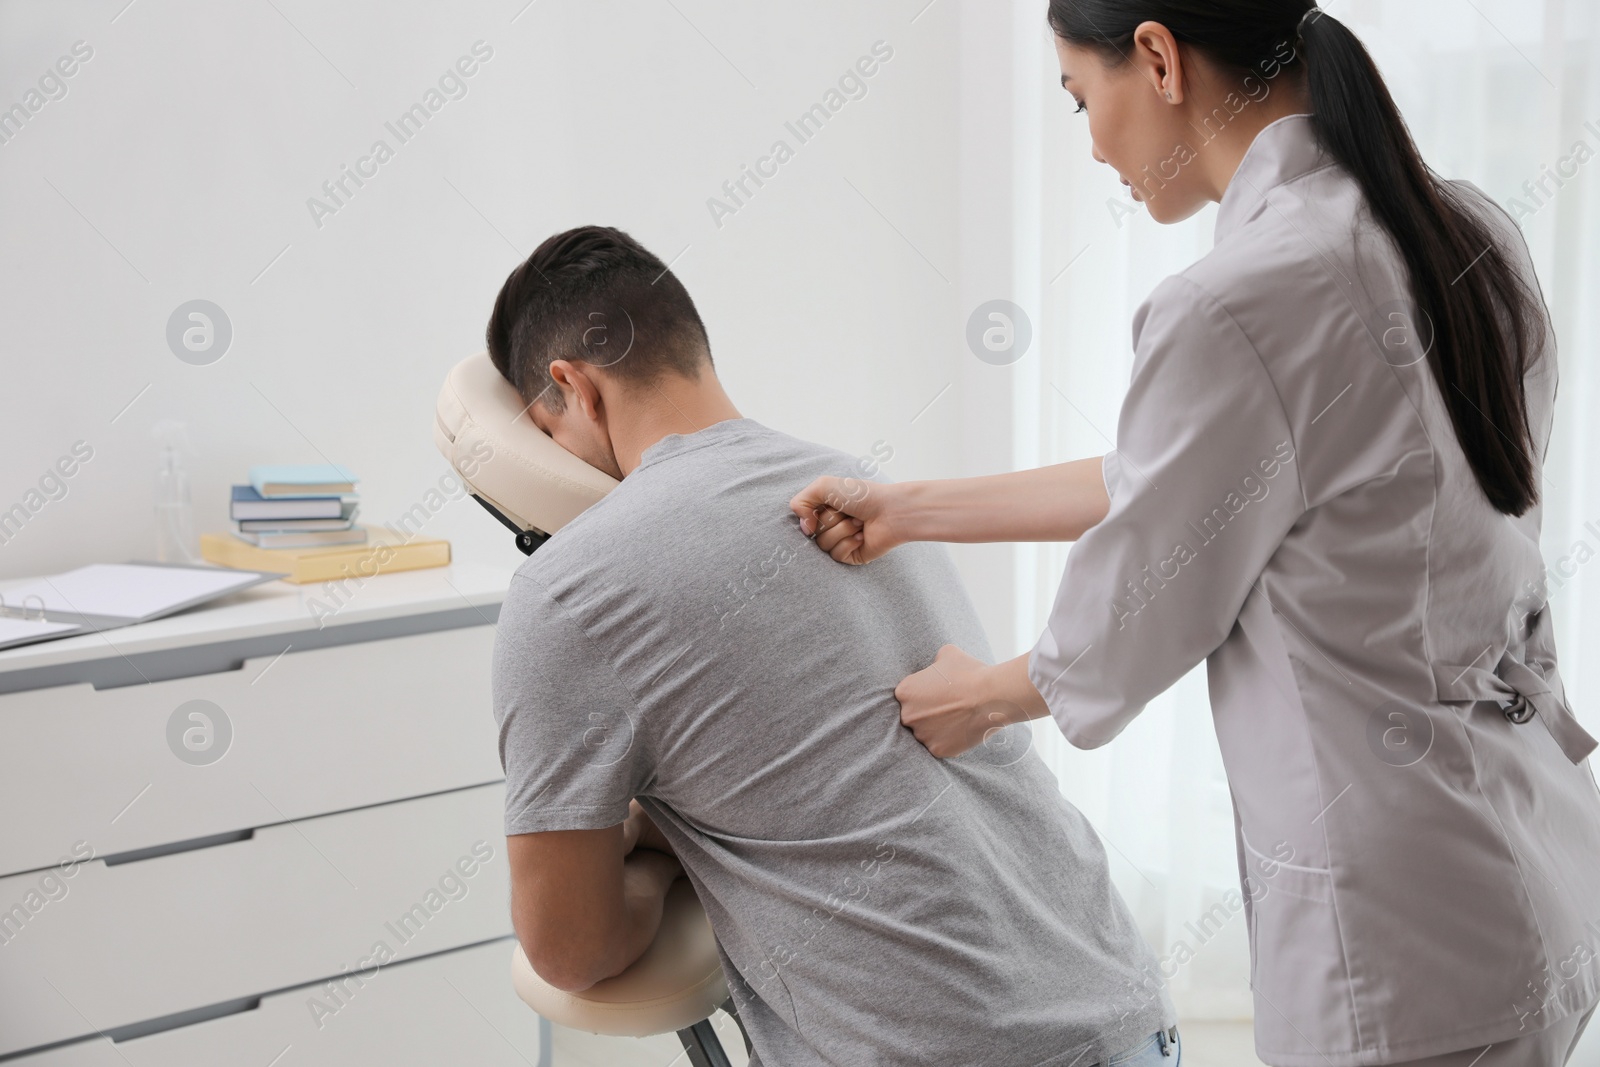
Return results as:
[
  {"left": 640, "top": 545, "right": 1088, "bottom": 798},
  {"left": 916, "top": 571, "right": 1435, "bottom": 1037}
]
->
[{"left": 1048, "top": 0, "right": 1546, "bottom": 516}]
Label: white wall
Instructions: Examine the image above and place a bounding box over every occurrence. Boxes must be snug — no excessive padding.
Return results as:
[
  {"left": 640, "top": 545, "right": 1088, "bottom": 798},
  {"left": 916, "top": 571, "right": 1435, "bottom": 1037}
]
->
[{"left": 0, "top": 0, "right": 1020, "bottom": 648}]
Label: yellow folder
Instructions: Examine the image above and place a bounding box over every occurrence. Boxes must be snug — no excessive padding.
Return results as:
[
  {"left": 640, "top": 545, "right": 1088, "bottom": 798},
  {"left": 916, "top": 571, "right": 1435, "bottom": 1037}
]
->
[{"left": 200, "top": 527, "right": 450, "bottom": 585}]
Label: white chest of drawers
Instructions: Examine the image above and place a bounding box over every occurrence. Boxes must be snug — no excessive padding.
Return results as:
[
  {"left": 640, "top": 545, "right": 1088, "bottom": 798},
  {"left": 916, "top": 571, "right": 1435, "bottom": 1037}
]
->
[{"left": 0, "top": 564, "right": 551, "bottom": 1065}]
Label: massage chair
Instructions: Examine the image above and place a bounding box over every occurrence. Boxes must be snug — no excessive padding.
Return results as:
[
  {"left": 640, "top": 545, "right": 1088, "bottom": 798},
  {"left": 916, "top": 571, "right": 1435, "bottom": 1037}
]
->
[{"left": 436, "top": 352, "right": 749, "bottom": 1067}]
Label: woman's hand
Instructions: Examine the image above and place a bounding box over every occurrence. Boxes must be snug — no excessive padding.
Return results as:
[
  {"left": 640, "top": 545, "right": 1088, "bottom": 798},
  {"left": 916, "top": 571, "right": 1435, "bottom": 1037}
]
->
[
  {"left": 789, "top": 477, "right": 906, "bottom": 566},
  {"left": 896, "top": 647, "right": 1050, "bottom": 758}
]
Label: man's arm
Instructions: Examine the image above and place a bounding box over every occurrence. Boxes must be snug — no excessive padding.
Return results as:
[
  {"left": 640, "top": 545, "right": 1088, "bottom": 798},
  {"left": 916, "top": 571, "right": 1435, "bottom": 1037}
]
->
[
  {"left": 509, "top": 824, "right": 682, "bottom": 992},
  {"left": 621, "top": 798, "right": 676, "bottom": 857}
]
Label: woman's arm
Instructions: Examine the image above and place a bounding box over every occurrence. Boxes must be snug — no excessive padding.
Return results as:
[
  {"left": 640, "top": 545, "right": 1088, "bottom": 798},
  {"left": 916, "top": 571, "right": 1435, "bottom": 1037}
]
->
[
  {"left": 790, "top": 457, "right": 1110, "bottom": 565},
  {"left": 895, "top": 458, "right": 1111, "bottom": 543}
]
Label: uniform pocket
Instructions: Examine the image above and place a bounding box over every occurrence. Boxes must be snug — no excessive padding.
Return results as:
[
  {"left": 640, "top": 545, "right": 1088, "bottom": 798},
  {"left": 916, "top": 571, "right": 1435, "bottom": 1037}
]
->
[{"left": 1248, "top": 860, "right": 1360, "bottom": 1061}]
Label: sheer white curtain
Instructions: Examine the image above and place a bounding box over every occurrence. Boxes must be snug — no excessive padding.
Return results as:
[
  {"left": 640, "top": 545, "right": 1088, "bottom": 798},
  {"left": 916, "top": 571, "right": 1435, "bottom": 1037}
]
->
[{"left": 1012, "top": 0, "right": 1600, "bottom": 1023}]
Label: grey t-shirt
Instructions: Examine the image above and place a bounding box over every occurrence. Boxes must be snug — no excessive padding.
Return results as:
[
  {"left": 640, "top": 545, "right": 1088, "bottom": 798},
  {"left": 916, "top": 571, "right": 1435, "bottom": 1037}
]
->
[{"left": 493, "top": 419, "right": 1173, "bottom": 1067}]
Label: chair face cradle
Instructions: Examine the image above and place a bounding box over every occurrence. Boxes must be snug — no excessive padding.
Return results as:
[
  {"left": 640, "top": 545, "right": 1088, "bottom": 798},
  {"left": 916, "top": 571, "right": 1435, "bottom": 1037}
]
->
[
  {"left": 433, "top": 351, "right": 619, "bottom": 554},
  {"left": 436, "top": 357, "right": 744, "bottom": 1058}
]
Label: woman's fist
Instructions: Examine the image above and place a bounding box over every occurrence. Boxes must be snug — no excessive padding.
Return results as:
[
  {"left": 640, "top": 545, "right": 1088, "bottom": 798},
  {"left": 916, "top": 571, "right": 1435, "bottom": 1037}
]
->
[
  {"left": 790, "top": 476, "right": 904, "bottom": 565},
  {"left": 896, "top": 645, "right": 1029, "bottom": 758}
]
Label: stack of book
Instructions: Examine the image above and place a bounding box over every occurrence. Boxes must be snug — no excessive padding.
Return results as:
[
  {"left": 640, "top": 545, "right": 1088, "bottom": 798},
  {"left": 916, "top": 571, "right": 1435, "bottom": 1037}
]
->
[
  {"left": 229, "top": 465, "right": 364, "bottom": 549},
  {"left": 201, "top": 463, "right": 452, "bottom": 584}
]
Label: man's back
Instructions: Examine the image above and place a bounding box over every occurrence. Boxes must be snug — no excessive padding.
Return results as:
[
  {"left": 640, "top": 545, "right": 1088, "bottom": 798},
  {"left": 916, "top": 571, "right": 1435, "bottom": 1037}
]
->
[{"left": 493, "top": 419, "right": 1171, "bottom": 1066}]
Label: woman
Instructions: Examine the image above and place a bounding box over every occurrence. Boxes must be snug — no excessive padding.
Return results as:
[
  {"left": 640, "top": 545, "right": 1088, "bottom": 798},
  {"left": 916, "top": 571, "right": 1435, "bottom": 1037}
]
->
[{"left": 791, "top": 3, "right": 1600, "bottom": 1065}]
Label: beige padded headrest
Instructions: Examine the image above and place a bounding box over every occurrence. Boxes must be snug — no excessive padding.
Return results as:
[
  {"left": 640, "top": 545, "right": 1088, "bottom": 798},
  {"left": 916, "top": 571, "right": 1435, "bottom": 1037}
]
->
[
  {"left": 434, "top": 351, "right": 618, "bottom": 537},
  {"left": 511, "top": 879, "right": 729, "bottom": 1037}
]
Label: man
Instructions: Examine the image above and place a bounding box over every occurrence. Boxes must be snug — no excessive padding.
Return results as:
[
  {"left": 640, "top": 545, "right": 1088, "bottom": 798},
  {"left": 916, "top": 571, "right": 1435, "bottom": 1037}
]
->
[{"left": 488, "top": 225, "right": 1176, "bottom": 1066}]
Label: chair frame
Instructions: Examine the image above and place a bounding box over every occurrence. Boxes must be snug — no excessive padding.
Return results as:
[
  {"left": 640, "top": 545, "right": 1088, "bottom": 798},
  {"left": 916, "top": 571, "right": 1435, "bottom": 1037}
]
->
[{"left": 675, "top": 998, "right": 752, "bottom": 1067}]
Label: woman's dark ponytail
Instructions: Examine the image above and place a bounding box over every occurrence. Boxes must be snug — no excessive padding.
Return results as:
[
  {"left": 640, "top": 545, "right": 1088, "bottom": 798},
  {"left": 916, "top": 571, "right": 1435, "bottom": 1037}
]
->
[{"left": 1049, "top": 0, "right": 1545, "bottom": 516}]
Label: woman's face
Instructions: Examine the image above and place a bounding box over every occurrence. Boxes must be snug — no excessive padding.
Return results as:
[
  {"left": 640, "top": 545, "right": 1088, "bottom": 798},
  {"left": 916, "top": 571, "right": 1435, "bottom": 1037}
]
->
[{"left": 1055, "top": 34, "right": 1211, "bottom": 224}]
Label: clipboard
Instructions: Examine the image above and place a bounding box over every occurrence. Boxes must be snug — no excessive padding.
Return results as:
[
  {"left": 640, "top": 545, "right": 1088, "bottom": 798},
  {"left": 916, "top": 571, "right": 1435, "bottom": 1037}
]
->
[
  {"left": 0, "top": 596, "right": 86, "bottom": 652},
  {"left": 0, "top": 561, "right": 283, "bottom": 652}
]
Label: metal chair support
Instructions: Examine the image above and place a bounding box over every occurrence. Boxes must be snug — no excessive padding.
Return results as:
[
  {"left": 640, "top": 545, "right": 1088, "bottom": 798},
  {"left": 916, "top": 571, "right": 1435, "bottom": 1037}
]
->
[{"left": 674, "top": 999, "right": 751, "bottom": 1067}]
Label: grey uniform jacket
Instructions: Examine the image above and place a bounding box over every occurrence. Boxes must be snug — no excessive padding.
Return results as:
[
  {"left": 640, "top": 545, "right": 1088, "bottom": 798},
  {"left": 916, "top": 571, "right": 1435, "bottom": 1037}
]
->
[{"left": 1027, "top": 115, "right": 1600, "bottom": 1066}]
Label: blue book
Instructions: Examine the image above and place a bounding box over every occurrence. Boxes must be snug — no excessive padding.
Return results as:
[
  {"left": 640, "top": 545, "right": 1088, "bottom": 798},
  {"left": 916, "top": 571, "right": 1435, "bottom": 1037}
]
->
[
  {"left": 249, "top": 464, "right": 359, "bottom": 499},
  {"left": 231, "top": 485, "right": 349, "bottom": 520}
]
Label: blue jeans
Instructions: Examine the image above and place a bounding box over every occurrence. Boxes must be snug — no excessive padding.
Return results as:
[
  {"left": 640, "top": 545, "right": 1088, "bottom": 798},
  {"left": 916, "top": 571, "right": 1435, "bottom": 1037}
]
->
[{"left": 1101, "top": 1027, "right": 1181, "bottom": 1066}]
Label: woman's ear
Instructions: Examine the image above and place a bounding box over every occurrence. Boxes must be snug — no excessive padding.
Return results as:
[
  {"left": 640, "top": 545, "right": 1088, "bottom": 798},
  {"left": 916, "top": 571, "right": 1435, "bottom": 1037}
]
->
[{"left": 1130, "top": 20, "right": 1186, "bottom": 104}]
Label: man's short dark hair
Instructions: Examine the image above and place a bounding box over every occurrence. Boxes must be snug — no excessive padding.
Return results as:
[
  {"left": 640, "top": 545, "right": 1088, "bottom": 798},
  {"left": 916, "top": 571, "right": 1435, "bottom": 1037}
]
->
[{"left": 486, "top": 226, "right": 712, "bottom": 412}]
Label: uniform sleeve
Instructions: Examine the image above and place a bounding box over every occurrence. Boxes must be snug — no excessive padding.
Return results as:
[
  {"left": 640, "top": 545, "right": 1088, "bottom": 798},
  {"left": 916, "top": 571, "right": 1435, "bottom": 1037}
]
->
[
  {"left": 492, "top": 574, "right": 651, "bottom": 835},
  {"left": 1029, "top": 275, "right": 1307, "bottom": 748}
]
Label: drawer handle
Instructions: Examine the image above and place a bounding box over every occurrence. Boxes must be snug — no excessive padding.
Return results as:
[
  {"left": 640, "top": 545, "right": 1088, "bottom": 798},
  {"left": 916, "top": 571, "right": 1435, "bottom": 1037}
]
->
[
  {"left": 104, "top": 993, "right": 262, "bottom": 1043},
  {"left": 101, "top": 828, "right": 254, "bottom": 867},
  {"left": 92, "top": 659, "right": 246, "bottom": 691}
]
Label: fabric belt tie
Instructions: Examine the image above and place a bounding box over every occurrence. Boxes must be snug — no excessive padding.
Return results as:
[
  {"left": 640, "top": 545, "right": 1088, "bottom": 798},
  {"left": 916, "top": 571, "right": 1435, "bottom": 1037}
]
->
[{"left": 1434, "top": 610, "right": 1597, "bottom": 765}]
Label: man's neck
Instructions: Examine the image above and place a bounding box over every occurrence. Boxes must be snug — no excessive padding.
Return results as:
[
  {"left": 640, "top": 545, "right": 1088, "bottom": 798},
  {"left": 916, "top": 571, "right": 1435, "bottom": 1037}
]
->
[{"left": 611, "top": 373, "right": 743, "bottom": 476}]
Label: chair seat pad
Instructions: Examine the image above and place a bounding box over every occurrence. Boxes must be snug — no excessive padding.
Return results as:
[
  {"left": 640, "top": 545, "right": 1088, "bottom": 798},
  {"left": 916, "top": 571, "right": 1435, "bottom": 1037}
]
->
[{"left": 511, "top": 880, "right": 729, "bottom": 1037}]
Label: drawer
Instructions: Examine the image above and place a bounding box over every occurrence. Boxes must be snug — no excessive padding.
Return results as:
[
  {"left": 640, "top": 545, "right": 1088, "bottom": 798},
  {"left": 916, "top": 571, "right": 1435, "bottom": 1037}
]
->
[
  {"left": 2, "top": 939, "right": 753, "bottom": 1067},
  {"left": 0, "top": 625, "right": 502, "bottom": 878},
  {"left": 0, "top": 784, "right": 510, "bottom": 1058},
  {"left": 1, "top": 939, "right": 550, "bottom": 1067}
]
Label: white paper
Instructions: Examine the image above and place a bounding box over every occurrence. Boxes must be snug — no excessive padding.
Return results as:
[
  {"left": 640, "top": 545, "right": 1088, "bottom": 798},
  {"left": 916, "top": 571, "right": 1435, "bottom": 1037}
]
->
[
  {"left": 1, "top": 564, "right": 266, "bottom": 621},
  {"left": 0, "top": 617, "right": 81, "bottom": 645}
]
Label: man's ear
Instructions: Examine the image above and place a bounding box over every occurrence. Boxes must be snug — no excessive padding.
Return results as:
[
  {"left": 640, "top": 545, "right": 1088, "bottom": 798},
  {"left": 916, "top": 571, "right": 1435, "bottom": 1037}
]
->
[{"left": 548, "top": 360, "right": 606, "bottom": 422}]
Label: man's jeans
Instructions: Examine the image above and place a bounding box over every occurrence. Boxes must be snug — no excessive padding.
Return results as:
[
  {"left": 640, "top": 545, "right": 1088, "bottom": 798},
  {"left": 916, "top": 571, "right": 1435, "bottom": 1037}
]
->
[{"left": 1101, "top": 1027, "right": 1181, "bottom": 1066}]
